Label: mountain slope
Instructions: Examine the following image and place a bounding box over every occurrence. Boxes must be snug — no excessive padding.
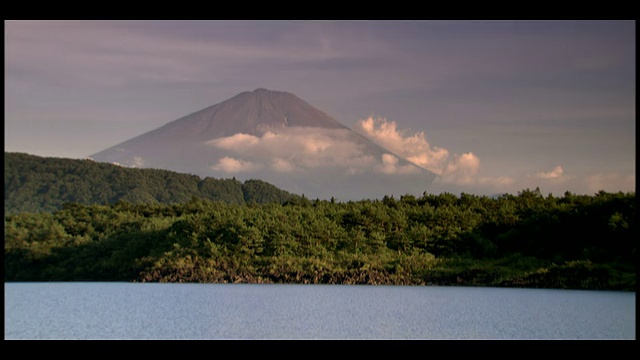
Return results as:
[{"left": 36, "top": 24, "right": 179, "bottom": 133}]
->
[
  {"left": 4, "top": 152, "right": 298, "bottom": 214},
  {"left": 90, "top": 88, "right": 437, "bottom": 200}
]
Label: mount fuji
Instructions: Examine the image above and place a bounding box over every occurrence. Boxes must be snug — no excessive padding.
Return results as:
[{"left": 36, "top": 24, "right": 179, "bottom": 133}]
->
[{"left": 90, "top": 88, "right": 437, "bottom": 200}]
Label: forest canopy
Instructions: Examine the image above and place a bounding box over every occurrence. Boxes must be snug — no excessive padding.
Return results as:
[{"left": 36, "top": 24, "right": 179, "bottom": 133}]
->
[
  {"left": 4, "top": 152, "right": 298, "bottom": 214},
  {"left": 5, "top": 187, "right": 636, "bottom": 290}
]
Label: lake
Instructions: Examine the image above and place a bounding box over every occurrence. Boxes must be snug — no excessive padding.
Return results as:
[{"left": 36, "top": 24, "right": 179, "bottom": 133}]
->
[{"left": 4, "top": 283, "right": 635, "bottom": 340}]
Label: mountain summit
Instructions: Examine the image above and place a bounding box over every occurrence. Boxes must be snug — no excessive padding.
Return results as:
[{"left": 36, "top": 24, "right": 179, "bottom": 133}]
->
[
  {"left": 90, "top": 88, "right": 437, "bottom": 200},
  {"left": 139, "top": 88, "right": 348, "bottom": 142}
]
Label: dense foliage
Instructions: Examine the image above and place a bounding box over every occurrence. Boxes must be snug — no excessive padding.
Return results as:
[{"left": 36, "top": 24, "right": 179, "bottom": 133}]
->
[
  {"left": 4, "top": 152, "right": 298, "bottom": 213},
  {"left": 5, "top": 190, "right": 636, "bottom": 290}
]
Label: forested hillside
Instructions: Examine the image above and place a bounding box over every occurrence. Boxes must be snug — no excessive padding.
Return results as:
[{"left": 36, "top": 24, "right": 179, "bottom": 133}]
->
[
  {"left": 5, "top": 190, "right": 636, "bottom": 290},
  {"left": 4, "top": 152, "right": 299, "bottom": 214}
]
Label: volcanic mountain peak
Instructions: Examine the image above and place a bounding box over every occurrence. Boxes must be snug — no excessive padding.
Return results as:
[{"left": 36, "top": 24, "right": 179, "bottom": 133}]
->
[
  {"left": 151, "top": 88, "right": 348, "bottom": 141},
  {"left": 228, "top": 88, "right": 348, "bottom": 131},
  {"left": 90, "top": 89, "right": 437, "bottom": 200}
]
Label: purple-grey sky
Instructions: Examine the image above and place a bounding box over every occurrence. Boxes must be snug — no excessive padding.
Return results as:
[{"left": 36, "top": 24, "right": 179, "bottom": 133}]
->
[{"left": 4, "top": 20, "right": 635, "bottom": 196}]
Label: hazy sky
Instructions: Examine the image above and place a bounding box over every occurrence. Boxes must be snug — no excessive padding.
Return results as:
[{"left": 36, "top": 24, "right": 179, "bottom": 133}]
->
[{"left": 4, "top": 20, "right": 636, "bottom": 196}]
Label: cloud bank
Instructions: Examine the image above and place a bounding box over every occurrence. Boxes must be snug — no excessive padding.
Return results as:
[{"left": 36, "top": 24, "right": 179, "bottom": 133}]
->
[
  {"left": 206, "top": 118, "right": 635, "bottom": 197},
  {"left": 354, "top": 116, "right": 482, "bottom": 185},
  {"left": 206, "top": 127, "right": 422, "bottom": 175},
  {"left": 210, "top": 156, "right": 261, "bottom": 173}
]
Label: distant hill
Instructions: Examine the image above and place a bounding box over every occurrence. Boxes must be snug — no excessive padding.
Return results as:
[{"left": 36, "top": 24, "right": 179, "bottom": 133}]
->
[
  {"left": 89, "top": 88, "right": 437, "bottom": 200},
  {"left": 4, "top": 152, "right": 299, "bottom": 214}
]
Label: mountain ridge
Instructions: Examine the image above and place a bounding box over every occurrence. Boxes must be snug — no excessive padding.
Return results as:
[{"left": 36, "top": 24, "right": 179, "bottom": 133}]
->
[
  {"left": 95, "top": 88, "right": 348, "bottom": 147},
  {"left": 4, "top": 152, "right": 299, "bottom": 214}
]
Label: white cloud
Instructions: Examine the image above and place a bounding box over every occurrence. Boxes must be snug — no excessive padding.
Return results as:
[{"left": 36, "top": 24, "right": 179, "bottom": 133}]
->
[
  {"left": 530, "top": 165, "right": 573, "bottom": 184},
  {"left": 534, "top": 165, "right": 565, "bottom": 180},
  {"left": 211, "top": 156, "right": 261, "bottom": 173},
  {"left": 375, "top": 154, "right": 422, "bottom": 175},
  {"left": 354, "top": 116, "right": 480, "bottom": 184},
  {"left": 207, "top": 127, "right": 417, "bottom": 174},
  {"left": 212, "top": 133, "right": 262, "bottom": 149},
  {"left": 355, "top": 116, "right": 449, "bottom": 174},
  {"left": 132, "top": 156, "right": 145, "bottom": 168},
  {"left": 271, "top": 158, "right": 295, "bottom": 173},
  {"left": 376, "top": 153, "right": 399, "bottom": 174},
  {"left": 441, "top": 152, "right": 481, "bottom": 185}
]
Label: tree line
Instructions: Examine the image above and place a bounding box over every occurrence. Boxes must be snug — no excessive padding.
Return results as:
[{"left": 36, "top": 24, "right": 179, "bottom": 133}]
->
[
  {"left": 5, "top": 189, "right": 636, "bottom": 290},
  {"left": 4, "top": 152, "right": 299, "bottom": 214}
]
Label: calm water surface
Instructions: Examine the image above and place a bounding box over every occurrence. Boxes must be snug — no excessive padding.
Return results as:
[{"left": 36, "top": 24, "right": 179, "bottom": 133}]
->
[{"left": 4, "top": 283, "right": 635, "bottom": 340}]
